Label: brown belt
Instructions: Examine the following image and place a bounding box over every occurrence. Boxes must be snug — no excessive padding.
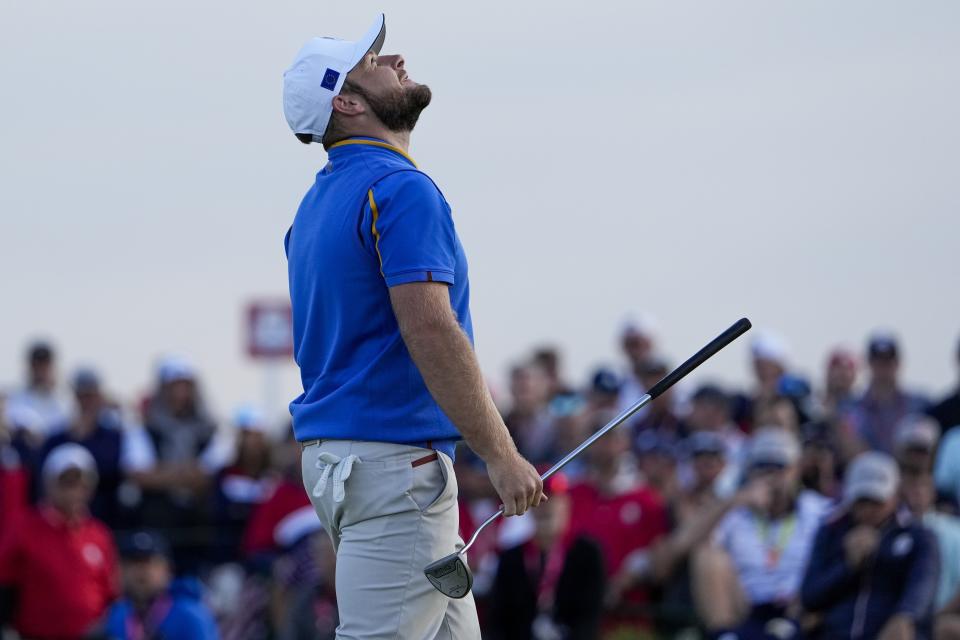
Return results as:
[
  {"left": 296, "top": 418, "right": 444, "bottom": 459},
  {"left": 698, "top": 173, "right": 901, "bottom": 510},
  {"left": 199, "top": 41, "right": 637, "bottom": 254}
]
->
[{"left": 301, "top": 439, "right": 439, "bottom": 468}]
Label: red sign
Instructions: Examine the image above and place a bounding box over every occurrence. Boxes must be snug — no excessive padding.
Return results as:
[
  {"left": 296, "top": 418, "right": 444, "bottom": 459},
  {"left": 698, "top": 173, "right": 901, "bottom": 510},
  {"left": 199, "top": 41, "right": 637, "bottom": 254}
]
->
[{"left": 246, "top": 301, "right": 294, "bottom": 359}]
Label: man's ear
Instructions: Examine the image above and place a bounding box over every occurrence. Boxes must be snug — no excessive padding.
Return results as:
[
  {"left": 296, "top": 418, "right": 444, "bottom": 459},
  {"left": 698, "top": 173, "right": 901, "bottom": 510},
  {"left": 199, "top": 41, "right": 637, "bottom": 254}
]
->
[{"left": 332, "top": 93, "right": 365, "bottom": 116}]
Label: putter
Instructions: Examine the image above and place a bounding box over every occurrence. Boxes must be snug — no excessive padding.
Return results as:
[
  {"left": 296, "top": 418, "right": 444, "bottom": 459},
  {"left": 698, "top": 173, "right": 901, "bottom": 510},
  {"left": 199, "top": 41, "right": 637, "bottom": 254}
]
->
[{"left": 424, "top": 317, "right": 752, "bottom": 598}]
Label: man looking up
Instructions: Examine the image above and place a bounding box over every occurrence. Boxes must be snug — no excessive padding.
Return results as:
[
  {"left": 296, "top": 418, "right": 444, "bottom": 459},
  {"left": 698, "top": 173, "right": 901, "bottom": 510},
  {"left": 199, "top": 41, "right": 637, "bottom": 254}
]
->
[{"left": 282, "top": 14, "right": 541, "bottom": 638}]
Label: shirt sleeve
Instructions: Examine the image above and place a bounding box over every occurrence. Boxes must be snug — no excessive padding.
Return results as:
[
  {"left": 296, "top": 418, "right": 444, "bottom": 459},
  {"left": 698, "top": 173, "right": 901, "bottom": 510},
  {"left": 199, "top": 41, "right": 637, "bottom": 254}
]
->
[
  {"left": 120, "top": 426, "right": 157, "bottom": 473},
  {"left": 362, "top": 171, "right": 458, "bottom": 287}
]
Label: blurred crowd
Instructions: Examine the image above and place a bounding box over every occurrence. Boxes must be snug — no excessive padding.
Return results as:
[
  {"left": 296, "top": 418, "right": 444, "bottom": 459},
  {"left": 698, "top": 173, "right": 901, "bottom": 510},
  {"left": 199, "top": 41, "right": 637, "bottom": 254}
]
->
[{"left": 2, "top": 317, "right": 960, "bottom": 640}]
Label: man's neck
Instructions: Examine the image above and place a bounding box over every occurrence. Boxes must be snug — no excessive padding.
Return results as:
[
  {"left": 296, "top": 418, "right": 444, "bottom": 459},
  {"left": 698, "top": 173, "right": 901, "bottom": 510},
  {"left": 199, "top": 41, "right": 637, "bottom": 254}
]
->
[
  {"left": 340, "top": 127, "right": 410, "bottom": 153},
  {"left": 132, "top": 593, "right": 162, "bottom": 616},
  {"left": 71, "top": 413, "right": 98, "bottom": 438},
  {"left": 868, "top": 381, "right": 899, "bottom": 400}
]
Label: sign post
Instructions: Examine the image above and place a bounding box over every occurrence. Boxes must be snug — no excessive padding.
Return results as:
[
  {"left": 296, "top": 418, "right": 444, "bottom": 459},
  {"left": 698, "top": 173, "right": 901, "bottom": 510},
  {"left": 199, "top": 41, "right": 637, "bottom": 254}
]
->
[{"left": 245, "top": 300, "right": 294, "bottom": 427}]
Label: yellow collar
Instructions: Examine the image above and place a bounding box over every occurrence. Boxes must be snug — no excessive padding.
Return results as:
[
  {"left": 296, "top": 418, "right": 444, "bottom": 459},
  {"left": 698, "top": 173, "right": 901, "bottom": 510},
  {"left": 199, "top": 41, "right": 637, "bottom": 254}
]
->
[{"left": 327, "top": 138, "right": 418, "bottom": 168}]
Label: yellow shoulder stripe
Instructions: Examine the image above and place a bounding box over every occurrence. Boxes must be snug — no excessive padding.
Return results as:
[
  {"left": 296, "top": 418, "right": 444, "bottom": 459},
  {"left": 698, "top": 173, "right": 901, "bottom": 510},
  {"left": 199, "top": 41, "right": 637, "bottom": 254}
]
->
[{"left": 368, "top": 189, "right": 385, "bottom": 276}]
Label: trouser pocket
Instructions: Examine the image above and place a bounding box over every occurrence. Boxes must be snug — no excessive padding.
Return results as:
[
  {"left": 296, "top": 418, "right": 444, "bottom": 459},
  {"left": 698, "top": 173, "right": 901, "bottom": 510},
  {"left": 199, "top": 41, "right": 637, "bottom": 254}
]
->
[{"left": 408, "top": 454, "right": 452, "bottom": 513}]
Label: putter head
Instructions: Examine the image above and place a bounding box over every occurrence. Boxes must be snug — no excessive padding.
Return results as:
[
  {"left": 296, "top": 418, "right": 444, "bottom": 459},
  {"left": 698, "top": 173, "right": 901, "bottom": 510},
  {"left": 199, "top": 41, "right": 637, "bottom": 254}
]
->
[{"left": 424, "top": 552, "right": 473, "bottom": 599}]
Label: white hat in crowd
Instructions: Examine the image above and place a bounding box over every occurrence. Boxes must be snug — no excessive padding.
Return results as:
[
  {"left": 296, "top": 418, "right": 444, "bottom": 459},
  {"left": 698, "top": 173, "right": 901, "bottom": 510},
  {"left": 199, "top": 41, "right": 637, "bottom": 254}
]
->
[
  {"left": 42, "top": 443, "right": 98, "bottom": 485},
  {"left": 747, "top": 427, "right": 800, "bottom": 468},
  {"left": 751, "top": 329, "right": 790, "bottom": 365},
  {"left": 844, "top": 451, "right": 900, "bottom": 505},
  {"left": 157, "top": 355, "right": 196, "bottom": 384},
  {"left": 894, "top": 415, "right": 940, "bottom": 452},
  {"left": 233, "top": 405, "right": 270, "bottom": 434}
]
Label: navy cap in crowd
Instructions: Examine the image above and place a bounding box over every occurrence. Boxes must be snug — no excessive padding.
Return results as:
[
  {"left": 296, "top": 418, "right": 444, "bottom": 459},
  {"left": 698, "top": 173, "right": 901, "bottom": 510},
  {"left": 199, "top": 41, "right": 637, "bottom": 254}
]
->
[
  {"left": 591, "top": 368, "right": 622, "bottom": 395},
  {"left": 28, "top": 341, "right": 54, "bottom": 363},
  {"left": 71, "top": 368, "right": 101, "bottom": 393},
  {"left": 867, "top": 332, "right": 899, "bottom": 360},
  {"left": 686, "top": 431, "right": 727, "bottom": 457},
  {"left": 636, "top": 430, "right": 677, "bottom": 459},
  {"left": 118, "top": 530, "right": 171, "bottom": 560},
  {"left": 691, "top": 384, "right": 728, "bottom": 407}
]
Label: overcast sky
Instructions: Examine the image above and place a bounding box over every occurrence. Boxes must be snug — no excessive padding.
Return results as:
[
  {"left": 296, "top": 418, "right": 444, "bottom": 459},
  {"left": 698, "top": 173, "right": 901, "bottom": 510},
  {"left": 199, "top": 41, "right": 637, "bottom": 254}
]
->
[{"left": 2, "top": 0, "right": 958, "bottom": 425}]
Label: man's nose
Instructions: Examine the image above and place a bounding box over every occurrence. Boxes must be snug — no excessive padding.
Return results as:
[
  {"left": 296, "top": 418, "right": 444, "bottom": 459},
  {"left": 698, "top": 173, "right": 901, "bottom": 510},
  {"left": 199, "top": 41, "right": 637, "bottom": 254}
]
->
[{"left": 378, "top": 54, "right": 405, "bottom": 70}]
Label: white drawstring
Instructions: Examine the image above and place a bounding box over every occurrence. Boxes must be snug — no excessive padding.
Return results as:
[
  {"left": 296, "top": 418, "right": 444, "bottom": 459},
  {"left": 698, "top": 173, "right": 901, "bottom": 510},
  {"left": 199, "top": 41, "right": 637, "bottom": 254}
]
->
[{"left": 313, "top": 452, "right": 360, "bottom": 503}]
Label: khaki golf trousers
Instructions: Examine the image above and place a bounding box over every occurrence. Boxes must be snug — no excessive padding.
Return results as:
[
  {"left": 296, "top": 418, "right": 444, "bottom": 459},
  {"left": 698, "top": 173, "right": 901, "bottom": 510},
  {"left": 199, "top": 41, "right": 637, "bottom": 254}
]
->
[{"left": 301, "top": 439, "right": 481, "bottom": 640}]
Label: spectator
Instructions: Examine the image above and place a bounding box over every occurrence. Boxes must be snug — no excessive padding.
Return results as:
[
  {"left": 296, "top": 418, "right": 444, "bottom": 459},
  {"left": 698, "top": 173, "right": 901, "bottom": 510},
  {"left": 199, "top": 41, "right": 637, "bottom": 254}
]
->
[
  {"left": 587, "top": 367, "right": 622, "bottom": 413},
  {"left": 0, "top": 444, "right": 118, "bottom": 639},
  {"left": 820, "top": 348, "right": 859, "bottom": 421},
  {"left": 211, "top": 406, "right": 276, "bottom": 564},
  {"left": 843, "top": 332, "right": 928, "bottom": 455},
  {"left": 565, "top": 413, "right": 668, "bottom": 635},
  {"left": 899, "top": 467, "right": 960, "bottom": 613},
  {"left": 103, "top": 529, "right": 219, "bottom": 640},
  {"left": 0, "top": 398, "right": 29, "bottom": 546},
  {"left": 929, "top": 336, "right": 960, "bottom": 434},
  {"left": 798, "top": 421, "right": 840, "bottom": 498},
  {"left": 635, "top": 431, "right": 679, "bottom": 503},
  {"left": 504, "top": 362, "right": 554, "bottom": 463},
  {"left": 675, "top": 431, "right": 728, "bottom": 522},
  {"left": 135, "top": 356, "right": 224, "bottom": 573},
  {"left": 893, "top": 414, "right": 940, "bottom": 473},
  {"left": 934, "top": 423, "right": 960, "bottom": 507},
  {"left": 692, "top": 428, "right": 830, "bottom": 639},
  {"left": 546, "top": 394, "right": 589, "bottom": 480},
  {"left": 490, "top": 472, "right": 606, "bottom": 640},
  {"left": 644, "top": 475, "right": 783, "bottom": 637},
  {"left": 277, "top": 523, "right": 338, "bottom": 640},
  {"left": 620, "top": 313, "right": 657, "bottom": 373},
  {"left": 731, "top": 330, "right": 790, "bottom": 432},
  {"left": 241, "top": 428, "right": 313, "bottom": 560},
  {"left": 683, "top": 384, "right": 745, "bottom": 497},
  {"left": 613, "top": 431, "right": 729, "bottom": 636},
  {"left": 38, "top": 368, "right": 128, "bottom": 527},
  {"left": 617, "top": 313, "right": 658, "bottom": 410},
  {"left": 532, "top": 346, "right": 572, "bottom": 399},
  {"left": 4, "top": 341, "right": 70, "bottom": 442},
  {"left": 630, "top": 358, "right": 684, "bottom": 440},
  {"left": 801, "top": 451, "right": 938, "bottom": 640}
]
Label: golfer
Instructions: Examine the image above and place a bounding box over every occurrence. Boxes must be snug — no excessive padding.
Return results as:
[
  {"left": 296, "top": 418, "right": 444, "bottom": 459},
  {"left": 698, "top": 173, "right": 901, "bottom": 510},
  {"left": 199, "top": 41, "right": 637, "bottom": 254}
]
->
[{"left": 282, "top": 14, "right": 544, "bottom": 639}]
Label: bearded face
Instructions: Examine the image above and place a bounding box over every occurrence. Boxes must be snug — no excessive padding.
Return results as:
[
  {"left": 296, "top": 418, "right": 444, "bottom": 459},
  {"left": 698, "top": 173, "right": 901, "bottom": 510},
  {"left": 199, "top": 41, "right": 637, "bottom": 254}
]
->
[{"left": 343, "top": 80, "right": 432, "bottom": 133}]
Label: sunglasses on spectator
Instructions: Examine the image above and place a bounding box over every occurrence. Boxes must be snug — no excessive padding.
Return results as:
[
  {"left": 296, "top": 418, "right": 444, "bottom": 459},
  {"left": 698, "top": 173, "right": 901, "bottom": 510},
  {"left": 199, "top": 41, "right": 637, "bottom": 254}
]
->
[{"left": 750, "top": 461, "right": 787, "bottom": 473}]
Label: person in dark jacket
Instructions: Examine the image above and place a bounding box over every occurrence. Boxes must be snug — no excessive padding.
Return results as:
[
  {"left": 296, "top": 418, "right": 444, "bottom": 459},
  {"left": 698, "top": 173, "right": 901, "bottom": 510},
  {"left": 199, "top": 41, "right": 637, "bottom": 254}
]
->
[
  {"left": 38, "top": 368, "right": 126, "bottom": 527},
  {"left": 103, "top": 530, "right": 218, "bottom": 640},
  {"left": 928, "top": 336, "right": 960, "bottom": 434},
  {"left": 490, "top": 472, "right": 606, "bottom": 640},
  {"left": 801, "top": 451, "right": 939, "bottom": 640}
]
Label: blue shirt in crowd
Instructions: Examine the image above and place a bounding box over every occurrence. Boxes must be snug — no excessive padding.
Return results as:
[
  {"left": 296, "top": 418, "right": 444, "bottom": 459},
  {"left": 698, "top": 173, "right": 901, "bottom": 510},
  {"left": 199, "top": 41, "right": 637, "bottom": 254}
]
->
[
  {"left": 104, "top": 578, "right": 219, "bottom": 640},
  {"left": 285, "top": 138, "right": 471, "bottom": 458}
]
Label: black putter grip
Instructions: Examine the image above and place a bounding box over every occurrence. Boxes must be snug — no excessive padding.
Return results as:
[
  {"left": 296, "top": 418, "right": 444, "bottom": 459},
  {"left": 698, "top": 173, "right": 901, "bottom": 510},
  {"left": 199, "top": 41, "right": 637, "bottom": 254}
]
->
[{"left": 646, "top": 317, "right": 752, "bottom": 400}]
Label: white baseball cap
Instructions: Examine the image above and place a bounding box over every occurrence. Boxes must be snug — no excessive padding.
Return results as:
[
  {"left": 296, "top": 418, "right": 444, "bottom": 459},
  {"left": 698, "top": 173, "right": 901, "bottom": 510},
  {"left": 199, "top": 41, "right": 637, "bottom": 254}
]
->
[
  {"left": 894, "top": 415, "right": 940, "bottom": 451},
  {"left": 746, "top": 427, "right": 800, "bottom": 468},
  {"left": 844, "top": 451, "right": 899, "bottom": 504},
  {"left": 283, "top": 14, "right": 387, "bottom": 144},
  {"left": 43, "top": 443, "right": 98, "bottom": 484}
]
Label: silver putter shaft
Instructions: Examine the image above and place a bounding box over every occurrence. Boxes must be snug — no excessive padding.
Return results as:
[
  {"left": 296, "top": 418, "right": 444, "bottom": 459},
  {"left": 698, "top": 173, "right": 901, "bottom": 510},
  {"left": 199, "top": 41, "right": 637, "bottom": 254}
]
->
[{"left": 424, "top": 317, "right": 752, "bottom": 598}]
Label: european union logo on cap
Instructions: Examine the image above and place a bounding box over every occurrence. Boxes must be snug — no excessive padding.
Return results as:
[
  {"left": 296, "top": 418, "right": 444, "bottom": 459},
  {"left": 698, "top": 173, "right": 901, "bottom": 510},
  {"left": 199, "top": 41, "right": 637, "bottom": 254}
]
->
[{"left": 321, "top": 68, "right": 340, "bottom": 91}]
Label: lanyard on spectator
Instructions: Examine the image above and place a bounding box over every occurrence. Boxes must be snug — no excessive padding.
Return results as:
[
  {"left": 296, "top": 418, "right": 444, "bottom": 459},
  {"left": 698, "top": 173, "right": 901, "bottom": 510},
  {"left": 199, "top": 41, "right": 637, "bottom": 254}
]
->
[
  {"left": 753, "top": 513, "right": 797, "bottom": 568},
  {"left": 124, "top": 595, "right": 172, "bottom": 640}
]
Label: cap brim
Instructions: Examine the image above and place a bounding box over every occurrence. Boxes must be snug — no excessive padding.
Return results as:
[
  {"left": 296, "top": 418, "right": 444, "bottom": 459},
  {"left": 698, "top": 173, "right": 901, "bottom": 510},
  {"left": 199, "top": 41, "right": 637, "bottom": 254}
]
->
[
  {"left": 349, "top": 14, "right": 386, "bottom": 72},
  {"left": 845, "top": 482, "right": 894, "bottom": 504}
]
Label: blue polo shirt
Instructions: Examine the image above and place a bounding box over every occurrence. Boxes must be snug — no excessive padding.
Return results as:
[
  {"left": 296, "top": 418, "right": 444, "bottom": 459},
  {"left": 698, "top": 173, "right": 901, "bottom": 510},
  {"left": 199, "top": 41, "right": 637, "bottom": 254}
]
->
[{"left": 285, "top": 137, "right": 471, "bottom": 458}]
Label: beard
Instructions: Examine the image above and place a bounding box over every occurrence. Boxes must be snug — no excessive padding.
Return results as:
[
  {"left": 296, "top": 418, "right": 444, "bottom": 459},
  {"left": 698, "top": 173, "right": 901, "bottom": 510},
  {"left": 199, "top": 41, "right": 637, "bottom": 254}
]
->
[{"left": 345, "top": 81, "right": 432, "bottom": 133}]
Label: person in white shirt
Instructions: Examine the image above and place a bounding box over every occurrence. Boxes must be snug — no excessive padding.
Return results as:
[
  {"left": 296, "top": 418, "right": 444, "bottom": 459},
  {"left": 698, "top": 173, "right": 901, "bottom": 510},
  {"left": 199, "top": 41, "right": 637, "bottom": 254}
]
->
[
  {"left": 5, "top": 342, "right": 69, "bottom": 441},
  {"left": 692, "top": 428, "right": 830, "bottom": 640}
]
